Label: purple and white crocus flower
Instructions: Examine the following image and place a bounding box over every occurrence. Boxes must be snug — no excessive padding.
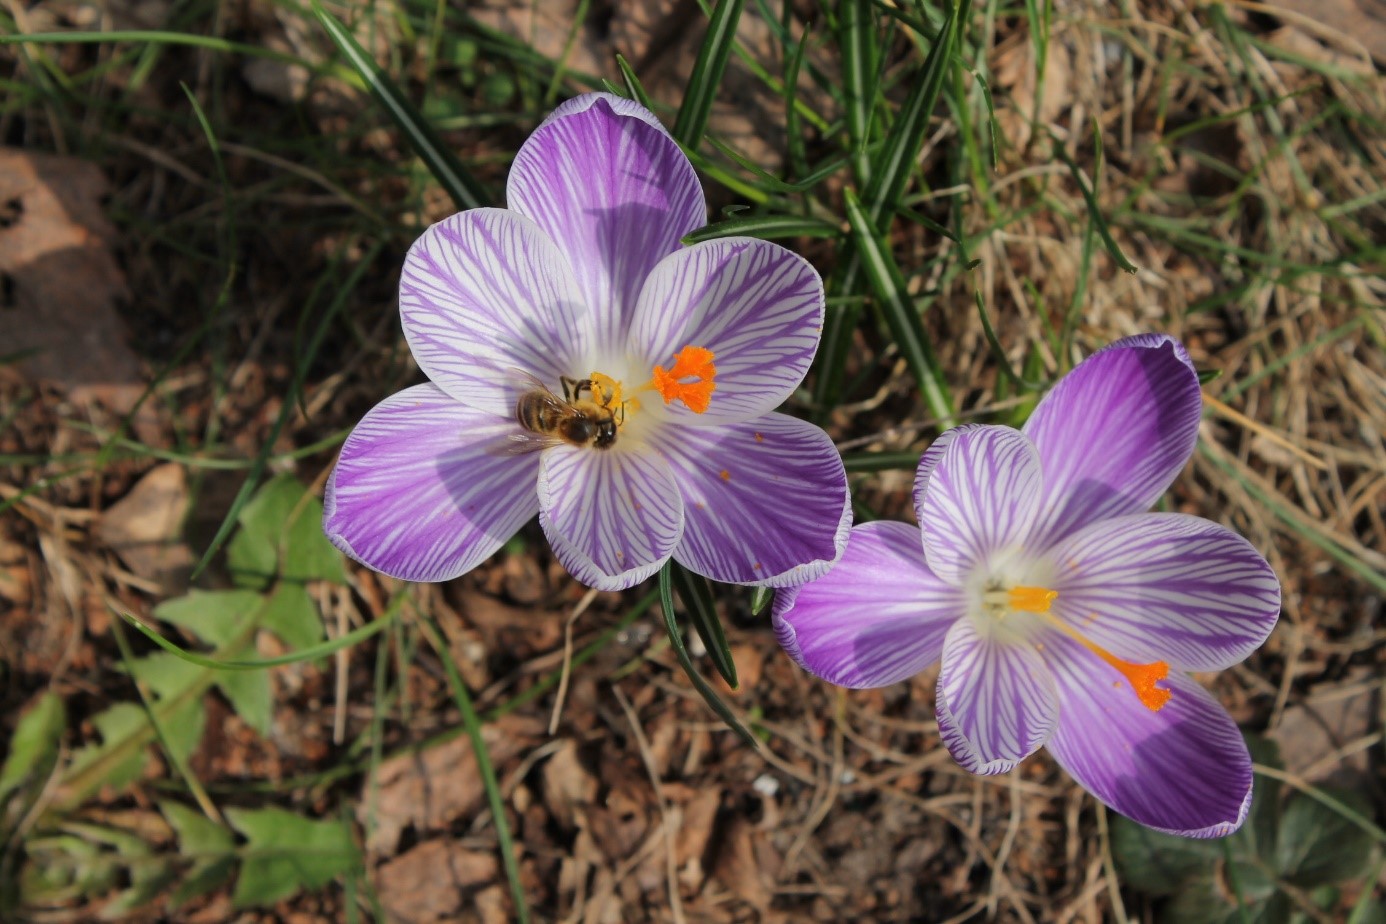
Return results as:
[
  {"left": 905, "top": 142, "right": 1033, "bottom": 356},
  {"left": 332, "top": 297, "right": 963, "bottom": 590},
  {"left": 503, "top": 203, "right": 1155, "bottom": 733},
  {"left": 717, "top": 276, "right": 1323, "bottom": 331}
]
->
[
  {"left": 324, "top": 93, "right": 850, "bottom": 591},
  {"left": 774, "top": 335, "right": 1280, "bottom": 837}
]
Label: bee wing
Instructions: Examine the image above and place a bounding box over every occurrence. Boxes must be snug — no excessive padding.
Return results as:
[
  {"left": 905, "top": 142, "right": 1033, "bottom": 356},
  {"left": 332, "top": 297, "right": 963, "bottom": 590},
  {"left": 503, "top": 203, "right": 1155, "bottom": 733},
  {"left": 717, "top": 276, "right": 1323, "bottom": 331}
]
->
[{"left": 499, "top": 430, "right": 563, "bottom": 455}]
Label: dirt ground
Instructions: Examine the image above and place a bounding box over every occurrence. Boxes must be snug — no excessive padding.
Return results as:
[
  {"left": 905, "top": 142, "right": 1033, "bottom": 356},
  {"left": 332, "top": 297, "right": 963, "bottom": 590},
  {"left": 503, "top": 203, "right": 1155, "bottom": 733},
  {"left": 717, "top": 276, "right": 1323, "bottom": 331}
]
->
[{"left": 1, "top": 0, "right": 1383, "bottom": 921}]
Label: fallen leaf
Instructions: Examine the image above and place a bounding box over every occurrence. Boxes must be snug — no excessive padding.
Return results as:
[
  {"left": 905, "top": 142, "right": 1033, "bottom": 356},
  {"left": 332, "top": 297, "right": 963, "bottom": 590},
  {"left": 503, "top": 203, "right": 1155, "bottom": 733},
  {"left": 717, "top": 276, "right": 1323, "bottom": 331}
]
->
[
  {"left": 0, "top": 149, "right": 146, "bottom": 418},
  {"left": 1268, "top": 673, "right": 1377, "bottom": 784},
  {"left": 375, "top": 839, "right": 499, "bottom": 924},
  {"left": 1261, "top": 0, "right": 1386, "bottom": 65},
  {"left": 360, "top": 714, "right": 543, "bottom": 853},
  {"left": 96, "top": 463, "right": 194, "bottom": 591},
  {"left": 540, "top": 739, "right": 598, "bottom": 832}
]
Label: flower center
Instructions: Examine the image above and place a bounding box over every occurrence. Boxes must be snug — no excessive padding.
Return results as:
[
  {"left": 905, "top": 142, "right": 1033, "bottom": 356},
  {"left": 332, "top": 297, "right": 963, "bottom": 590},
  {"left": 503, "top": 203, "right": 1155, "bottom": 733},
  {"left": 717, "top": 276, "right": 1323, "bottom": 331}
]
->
[{"left": 984, "top": 582, "right": 1170, "bottom": 712}]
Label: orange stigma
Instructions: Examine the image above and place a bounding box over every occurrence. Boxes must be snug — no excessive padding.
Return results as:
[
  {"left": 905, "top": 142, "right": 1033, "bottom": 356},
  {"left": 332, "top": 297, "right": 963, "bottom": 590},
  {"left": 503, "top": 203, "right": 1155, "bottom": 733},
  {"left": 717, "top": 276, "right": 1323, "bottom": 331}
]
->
[
  {"left": 650, "top": 345, "right": 716, "bottom": 413},
  {"left": 1002, "top": 585, "right": 1170, "bottom": 712}
]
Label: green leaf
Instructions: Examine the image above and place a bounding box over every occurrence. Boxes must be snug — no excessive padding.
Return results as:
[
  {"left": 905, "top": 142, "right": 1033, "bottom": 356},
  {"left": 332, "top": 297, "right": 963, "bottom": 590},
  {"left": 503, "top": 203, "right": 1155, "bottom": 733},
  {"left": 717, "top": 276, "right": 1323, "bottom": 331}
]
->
[
  {"left": 64, "top": 704, "right": 149, "bottom": 793},
  {"left": 0, "top": 692, "right": 65, "bottom": 803},
  {"left": 155, "top": 589, "right": 265, "bottom": 647},
  {"left": 682, "top": 214, "right": 842, "bottom": 244},
  {"left": 614, "top": 54, "right": 655, "bottom": 111},
  {"left": 1159, "top": 870, "right": 1285, "bottom": 924},
  {"left": 226, "top": 806, "right": 359, "bottom": 908},
  {"left": 216, "top": 670, "right": 272, "bottom": 737},
  {"left": 312, "top": 3, "right": 489, "bottom": 210},
  {"left": 657, "top": 566, "right": 759, "bottom": 749},
  {"left": 842, "top": 186, "right": 956, "bottom": 428},
  {"left": 161, "top": 801, "right": 236, "bottom": 909},
  {"left": 1276, "top": 789, "right": 1375, "bottom": 886},
  {"left": 1110, "top": 815, "right": 1223, "bottom": 896},
  {"left": 228, "top": 475, "right": 344, "bottom": 587},
  {"left": 262, "top": 583, "right": 326, "bottom": 652},
  {"left": 670, "top": 562, "right": 737, "bottom": 688},
  {"left": 749, "top": 586, "right": 773, "bottom": 616},
  {"left": 673, "top": 0, "right": 746, "bottom": 147},
  {"left": 841, "top": 0, "right": 880, "bottom": 185}
]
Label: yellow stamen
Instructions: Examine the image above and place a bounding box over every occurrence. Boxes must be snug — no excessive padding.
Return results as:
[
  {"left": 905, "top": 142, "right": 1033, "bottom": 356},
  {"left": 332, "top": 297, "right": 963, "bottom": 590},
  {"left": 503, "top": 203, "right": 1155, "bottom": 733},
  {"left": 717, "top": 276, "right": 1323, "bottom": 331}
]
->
[
  {"left": 1005, "top": 585, "right": 1170, "bottom": 712},
  {"left": 1008, "top": 586, "right": 1058, "bottom": 613},
  {"left": 647, "top": 345, "right": 716, "bottom": 413}
]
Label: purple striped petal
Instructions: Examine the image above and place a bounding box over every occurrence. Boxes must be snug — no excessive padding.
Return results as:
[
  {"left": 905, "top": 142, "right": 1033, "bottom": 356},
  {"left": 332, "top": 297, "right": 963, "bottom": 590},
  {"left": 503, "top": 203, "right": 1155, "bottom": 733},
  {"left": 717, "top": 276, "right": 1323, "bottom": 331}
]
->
[
  {"left": 628, "top": 239, "right": 824, "bottom": 426},
  {"left": 1023, "top": 334, "right": 1202, "bottom": 547},
  {"left": 399, "top": 209, "right": 592, "bottom": 416},
  {"left": 1042, "top": 631, "right": 1253, "bottom": 837},
  {"left": 651, "top": 412, "right": 850, "bottom": 586},
  {"left": 324, "top": 385, "right": 539, "bottom": 583},
  {"left": 914, "top": 425, "right": 1043, "bottom": 586},
  {"left": 537, "top": 444, "right": 683, "bottom": 591},
  {"left": 936, "top": 618, "right": 1060, "bottom": 775},
  {"left": 507, "top": 93, "right": 705, "bottom": 346},
  {"left": 1045, "top": 513, "right": 1281, "bottom": 672},
  {"left": 773, "top": 521, "right": 964, "bottom": 688}
]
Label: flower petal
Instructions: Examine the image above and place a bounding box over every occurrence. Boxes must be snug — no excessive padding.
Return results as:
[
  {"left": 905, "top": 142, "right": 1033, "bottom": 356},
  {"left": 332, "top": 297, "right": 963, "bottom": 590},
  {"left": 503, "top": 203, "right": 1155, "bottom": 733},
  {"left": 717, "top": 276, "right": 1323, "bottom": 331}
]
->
[
  {"left": 936, "top": 618, "right": 1060, "bottom": 775},
  {"left": 399, "top": 208, "right": 592, "bottom": 416},
  {"left": 772, "top": 521, "right": 964, "bottom": 688},
  {"left": 628, "top": 238, "right": 824, "bottom": 425},
  {"left": 507, "top": 93, "right": 706, "bottom": 346},
  {"left": 1042, "top": 632, "right": 1253, "bottom": 837},
  {"left": 1045, "top": 513, "right": 1281, "bottom": 671},
  {"left": 537, "top": 444, "right": 684, "bottom": 591},
  {"left": 1023, "top": 334, "right": 1202, "bottom": 547},
  {"left": 913, "top": 424, "right": 1043, "bottom": 585},
  {"left": 646, "top": 413, "right": 850, "bottom": 586},
  {"left": 323, "top": 385, "right": 539, "bottom": 582}
]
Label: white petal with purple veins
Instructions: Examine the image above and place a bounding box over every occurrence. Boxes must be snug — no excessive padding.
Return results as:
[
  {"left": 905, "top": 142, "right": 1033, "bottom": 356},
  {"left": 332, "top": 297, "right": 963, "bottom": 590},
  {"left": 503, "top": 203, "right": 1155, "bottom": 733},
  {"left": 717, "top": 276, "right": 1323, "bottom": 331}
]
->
[
  {"left": 1024, "top": 335, "right": 1202, "bottom": 547},
  {"left": 1041, "top": 631, "right": 1253, "bottom": 838},
  {"left": 650, "top": 412, "right": 849, "bottom": 585},
  {"left": 507, "top": 94, "right": 705, "bottom": 346},
  {"left": 399, "top": 209, "right": 592, "bottom": 416},
  {"left": 537, "top": 444, "right": 684, "bottom": 591},
  {"left": 914, "top": 425, "right": 1043, "bottom": 585},
  {"left": 628, "top": 239, "right": 824, "bottom": 426},
  {"left": 323, "top": 385, "right": 539, "bottom": 583},
  {"left": 936, "top": 618, "right": 1059, "bottom": 775},
  {"left": 773, "top": 521, "right": 964, "bottom": 689},
  {"left": 1045, "top": 513, "right": 1281, "bottom": 672}
]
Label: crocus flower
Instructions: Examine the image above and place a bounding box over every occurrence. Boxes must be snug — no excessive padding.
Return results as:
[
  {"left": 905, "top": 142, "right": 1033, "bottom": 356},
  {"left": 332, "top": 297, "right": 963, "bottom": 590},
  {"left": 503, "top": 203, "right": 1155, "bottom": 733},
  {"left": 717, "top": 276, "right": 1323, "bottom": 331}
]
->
[
  {"left": 773, "top": 335, "right": 1280, "bottom": 837},
  {"left": 325, "top": 93, "right": 850, "bottom": 592}
]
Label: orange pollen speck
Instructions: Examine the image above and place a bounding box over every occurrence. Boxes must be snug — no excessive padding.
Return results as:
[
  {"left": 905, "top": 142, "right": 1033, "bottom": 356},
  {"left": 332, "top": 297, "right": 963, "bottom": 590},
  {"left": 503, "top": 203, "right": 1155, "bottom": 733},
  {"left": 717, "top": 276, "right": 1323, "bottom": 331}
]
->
[
  {"left": 650, "top": 345, "right": 716, "bottom": 413},
  {"left": 719, "top": 469, "right": 731, "bottom": 481}
]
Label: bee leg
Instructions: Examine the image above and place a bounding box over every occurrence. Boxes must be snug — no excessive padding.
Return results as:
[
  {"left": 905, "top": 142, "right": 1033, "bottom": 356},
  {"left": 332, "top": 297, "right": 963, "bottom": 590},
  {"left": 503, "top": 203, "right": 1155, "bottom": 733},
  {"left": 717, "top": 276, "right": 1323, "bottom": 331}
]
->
[{"left": 560, "top": 376, "right": 584, "bottom": 402}]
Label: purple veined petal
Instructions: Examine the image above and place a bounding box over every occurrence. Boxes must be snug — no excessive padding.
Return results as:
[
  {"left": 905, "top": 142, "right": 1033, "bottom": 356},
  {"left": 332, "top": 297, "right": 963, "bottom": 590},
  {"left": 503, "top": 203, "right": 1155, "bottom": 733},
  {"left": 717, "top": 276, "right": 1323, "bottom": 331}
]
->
[
  {"left": 399, "top": 208, "right": 592, "bottom": 416},
  {"left": 913, "top": 424, "right": 1043, "bottom": 585},
  {"left": 537, "top": 443, "right": 684, "bottom": 591},
  {"left": 627, "top": 238, "right": 824, "bottom": 426},
  {"left": 538, "top": 91, "right": 673, "bottom": 135},
  {"left": 772, "top": 520, "right": 965, "bottom": 689},
  {"left": 935, "top": 618, "right": 1060, "bottom": 775},
  {"left": 323, "top": 385, "right": 540, "bottom": 583},
  {"left": 649, "top": 412, "right": 850, "bottom": 586},
  {"left": 1045, "top": 512, "right": 1281, "bottom": 672},
  {"left": 1023, "top": 334, "right": 1202, "bottom": 547},
  {"left": 1041, "top": 630, "right": 1253, "bottom": 838},
  {"left": 507, "top": 94, "right": 706, "bottom": 347}
]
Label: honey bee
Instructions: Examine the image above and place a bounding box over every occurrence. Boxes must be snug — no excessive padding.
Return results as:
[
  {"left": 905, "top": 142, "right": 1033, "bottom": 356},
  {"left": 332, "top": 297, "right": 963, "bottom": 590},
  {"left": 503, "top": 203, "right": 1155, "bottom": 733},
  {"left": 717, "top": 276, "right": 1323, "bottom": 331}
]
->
[{"left": 511, "top": 375, "right": 623, "bottom": 452}]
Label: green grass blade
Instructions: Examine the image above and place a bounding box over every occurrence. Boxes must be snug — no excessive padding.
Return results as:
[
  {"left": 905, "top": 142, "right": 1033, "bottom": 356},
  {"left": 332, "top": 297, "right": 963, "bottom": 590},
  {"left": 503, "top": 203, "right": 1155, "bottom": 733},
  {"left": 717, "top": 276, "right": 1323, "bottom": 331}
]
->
[
  {"left": 614, "top": 53, "right": 656, "bottom": 111},
  {"left": 682, "top": 214, "right": 841, "bottom": 244},
  {"left": 312, "top": 1, "right": 489, "bottom": 210},
  {"left": 749, "top": 586, "right": 773, "bottom": 616},
  {"left": 658, "top": 568, "right": 760, "bottom": 749},
  {"left": 669, "top": 563, "right": 737, "bottom": 688},
  {"left": 840, "top": 0, "right": 879, "bottom": 185},
  {"left": 860, "top": 0, "right": 966, "bottom": 227},
  {"left": 1050, "top": 127, "right": 1137, "bottom": 274},
  {"left": 843, "top": 187, "right": 956, "bottom": 428},
  {"left": 418, "top": 614, "right": 529, "bottom": 923},
  {"left": 117, "top": 603, "right": 400, "bottom": 672},
  {"left": 841, "top": 450, "right": 921, "bottom": 473},
  {"left": 673, "top": 0, "right": 747, "bottom": 147}
]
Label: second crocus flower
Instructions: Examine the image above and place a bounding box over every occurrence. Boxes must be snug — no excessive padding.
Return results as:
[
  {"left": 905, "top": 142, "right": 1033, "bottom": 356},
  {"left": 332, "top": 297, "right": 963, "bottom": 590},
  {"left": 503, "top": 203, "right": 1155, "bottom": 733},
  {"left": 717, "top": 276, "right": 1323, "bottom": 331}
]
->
[
  {"left": 326, "top": 93, "right": 851, "bottom": 592},
  {"left": 774, "top": 335, "right": 1281, "bottom": 837}
]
